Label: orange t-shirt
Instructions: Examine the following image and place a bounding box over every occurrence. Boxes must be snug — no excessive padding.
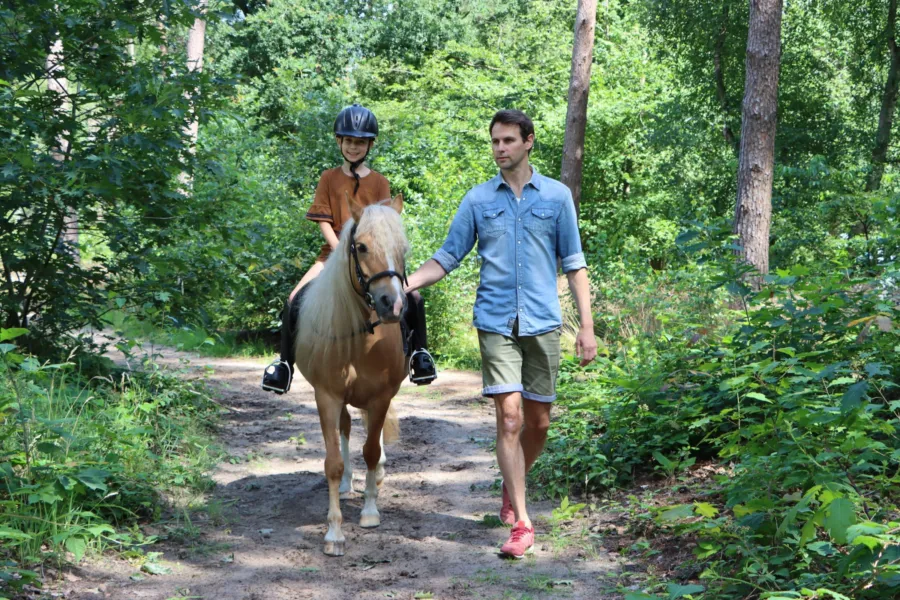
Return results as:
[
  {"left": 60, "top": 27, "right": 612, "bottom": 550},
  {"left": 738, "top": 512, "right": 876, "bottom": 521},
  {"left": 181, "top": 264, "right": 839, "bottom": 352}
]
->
[{"left": 305, "top": 167, "right": 391, "bottom": 260}]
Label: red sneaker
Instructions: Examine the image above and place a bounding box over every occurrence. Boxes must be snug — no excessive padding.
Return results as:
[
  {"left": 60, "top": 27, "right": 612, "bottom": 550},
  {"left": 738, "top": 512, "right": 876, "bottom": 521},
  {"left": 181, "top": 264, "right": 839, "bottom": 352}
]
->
[
  {"left": 500, "top": 520, "right": 534, "bottom": 559},
  {"left": 500, "top": 482, "right": 515, "bottom": 526}
]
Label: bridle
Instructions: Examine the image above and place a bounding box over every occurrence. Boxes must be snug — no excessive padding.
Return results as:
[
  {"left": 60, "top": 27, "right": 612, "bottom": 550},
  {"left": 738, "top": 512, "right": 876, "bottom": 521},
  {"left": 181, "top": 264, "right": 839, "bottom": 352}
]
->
[{"left": 347, "top": 222, "right": 408, "bottom": 333}]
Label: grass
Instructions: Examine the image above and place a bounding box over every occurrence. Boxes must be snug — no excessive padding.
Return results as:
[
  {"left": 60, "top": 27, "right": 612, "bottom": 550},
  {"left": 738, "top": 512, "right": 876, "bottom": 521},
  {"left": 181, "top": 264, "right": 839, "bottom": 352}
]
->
[{"left": 0, "top": 339, "right": 222, "bottom": 595}]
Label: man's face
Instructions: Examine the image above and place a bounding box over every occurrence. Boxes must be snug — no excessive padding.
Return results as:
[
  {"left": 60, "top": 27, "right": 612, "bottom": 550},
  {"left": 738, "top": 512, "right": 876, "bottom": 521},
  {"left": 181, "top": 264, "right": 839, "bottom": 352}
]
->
[
  {"left": 491, "top": 122, "right": 533, "bottom": 171},
  {"left": 337, "top": 136, "right": 373, "bottom": 162}
]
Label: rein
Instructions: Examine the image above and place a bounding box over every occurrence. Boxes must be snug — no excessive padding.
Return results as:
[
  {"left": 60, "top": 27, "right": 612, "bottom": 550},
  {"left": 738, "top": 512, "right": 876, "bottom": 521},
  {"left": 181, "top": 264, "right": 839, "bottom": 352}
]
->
[{"left": 347, "top": 222, "right": 408, "bottom": 334}]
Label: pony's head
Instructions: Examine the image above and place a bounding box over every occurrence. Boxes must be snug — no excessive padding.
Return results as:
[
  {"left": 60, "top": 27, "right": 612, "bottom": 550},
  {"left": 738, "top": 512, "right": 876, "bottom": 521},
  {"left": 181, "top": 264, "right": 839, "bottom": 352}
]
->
[{"left": 347, "top": 193, "right": 409, "bottom": 324}]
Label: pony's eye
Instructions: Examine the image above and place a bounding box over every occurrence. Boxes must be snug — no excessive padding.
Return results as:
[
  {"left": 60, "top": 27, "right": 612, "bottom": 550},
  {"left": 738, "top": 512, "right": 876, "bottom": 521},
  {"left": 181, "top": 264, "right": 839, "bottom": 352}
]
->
[{"left": 357, "top": 243, "right": 368, "bottom": 253}]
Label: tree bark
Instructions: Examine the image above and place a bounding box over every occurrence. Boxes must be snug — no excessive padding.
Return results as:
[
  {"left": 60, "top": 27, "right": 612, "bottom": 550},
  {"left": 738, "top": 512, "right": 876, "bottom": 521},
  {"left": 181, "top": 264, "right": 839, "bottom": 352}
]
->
[
  {"left": 733, "top": 0, "right": 783, "bottom": 279},
  {"left": 560, "top": 0, "right": 598, "bottom": 217},
  {"left": 714, "top": 3, "right": 738, "bottom": 153},
  {"left": 181, "top": 0, "right": 208, "bottom": 188},
  {"left": 867, "top": 0, "right": 900, "bottom": 192},
  {"left": 185, "top": 0, "right": 208, "bottom": 148}
]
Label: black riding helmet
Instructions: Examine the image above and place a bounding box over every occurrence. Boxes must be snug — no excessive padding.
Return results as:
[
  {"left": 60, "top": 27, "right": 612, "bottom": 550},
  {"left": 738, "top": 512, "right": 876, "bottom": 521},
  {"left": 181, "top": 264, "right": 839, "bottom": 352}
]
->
[
  {"left": 334, "top": 103, "right": 379, "bottom": 138},
  {"left": 334, "top": 104, "right": 378, "bottom": 193}
]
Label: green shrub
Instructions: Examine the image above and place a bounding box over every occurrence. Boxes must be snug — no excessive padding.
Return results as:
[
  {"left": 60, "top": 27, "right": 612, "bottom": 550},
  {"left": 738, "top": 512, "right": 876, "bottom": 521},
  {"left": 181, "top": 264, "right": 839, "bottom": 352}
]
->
[{"left": 0, "top": 328, "right": 221, "bottom": 592}]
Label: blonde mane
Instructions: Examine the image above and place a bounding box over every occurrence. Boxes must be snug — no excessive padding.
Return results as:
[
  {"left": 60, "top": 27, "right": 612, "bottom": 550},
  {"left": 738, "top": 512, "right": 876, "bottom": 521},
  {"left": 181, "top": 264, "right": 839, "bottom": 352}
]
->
[{"left": 295, "top": 204, "right": 409, "bottom": 364}]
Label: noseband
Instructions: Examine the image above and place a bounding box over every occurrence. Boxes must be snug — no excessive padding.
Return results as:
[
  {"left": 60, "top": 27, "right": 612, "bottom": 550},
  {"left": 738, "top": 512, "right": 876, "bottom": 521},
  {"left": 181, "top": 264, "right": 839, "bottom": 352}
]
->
[{"left": 348, "top": 222, "right": 408, "bottom": 317}]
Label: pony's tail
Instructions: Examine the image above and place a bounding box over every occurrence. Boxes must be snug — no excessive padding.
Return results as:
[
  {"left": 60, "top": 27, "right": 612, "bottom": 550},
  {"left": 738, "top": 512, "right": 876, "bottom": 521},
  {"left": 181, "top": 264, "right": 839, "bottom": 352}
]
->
[{"left": 361, "top": 404, "right": 400, "bottom": 445}]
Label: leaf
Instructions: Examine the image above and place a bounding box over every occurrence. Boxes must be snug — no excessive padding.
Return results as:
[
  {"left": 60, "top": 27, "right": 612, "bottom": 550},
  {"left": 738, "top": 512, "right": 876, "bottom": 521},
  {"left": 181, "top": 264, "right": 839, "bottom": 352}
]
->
[
  {"left": 141, "top": 561, "right": 171, "bottom": 575},
  {"left": 841, "top": 381, "right": 868, "bottom": 415},
  {"left": 824, "top": 498, "right": 857, "bottom": 545},
  {"left": 744, "top": 392, "right": 772, "bottom": 403},
  {"left": 800, "top": 519, "right": 817, "bottom": 546},
  {"left": 0, "top": 526, "right": 31, "bottom": 540},
  {"left": 75, "top": 468, "right": 110, "bottom": 492},
  {"left": 65, "top": 537, "right": 87, "bottom": 562},
  {"left": 851, "top": 535, "right": 881, "bottom": 551},
  {"left": 694, "top": 502, "right": 719, "bottom": 518},
  {"left": 659, "top": 504, "right": 695, "bottom": 522},
  {"left": 0, "top": 328, "right": 28, "bottom": 341},
  {"left": 668, "top": 583, "right": 704, "bottom": 599},
  {"left": 625, "top": 594, "right": 657, "bottom": 600}
]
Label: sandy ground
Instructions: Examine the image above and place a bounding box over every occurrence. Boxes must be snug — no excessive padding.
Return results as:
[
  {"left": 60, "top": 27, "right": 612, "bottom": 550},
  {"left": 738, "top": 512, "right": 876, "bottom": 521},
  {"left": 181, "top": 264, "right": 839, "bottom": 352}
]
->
[{"left": 54, "top": 349, "right": 626, "bottom": 600}]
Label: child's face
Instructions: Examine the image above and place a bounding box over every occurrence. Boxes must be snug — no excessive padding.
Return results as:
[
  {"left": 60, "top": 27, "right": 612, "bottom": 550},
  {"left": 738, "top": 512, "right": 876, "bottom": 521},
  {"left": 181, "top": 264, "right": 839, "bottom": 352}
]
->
[{"left": 337, "top": 136, "right": 373, "bottom": 163}]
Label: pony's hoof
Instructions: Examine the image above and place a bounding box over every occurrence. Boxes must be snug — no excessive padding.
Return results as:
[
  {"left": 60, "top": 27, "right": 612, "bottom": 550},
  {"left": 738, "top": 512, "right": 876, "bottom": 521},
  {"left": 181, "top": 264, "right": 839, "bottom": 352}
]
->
[
  {"left": 323, "top": 540, "right": 345, "bottom": 556},
  {"left": 359, "top": 514, "right": 380, "bottom": 528},
  {"left": 339, "top": 491, "right": 354, "bottom": 500}
]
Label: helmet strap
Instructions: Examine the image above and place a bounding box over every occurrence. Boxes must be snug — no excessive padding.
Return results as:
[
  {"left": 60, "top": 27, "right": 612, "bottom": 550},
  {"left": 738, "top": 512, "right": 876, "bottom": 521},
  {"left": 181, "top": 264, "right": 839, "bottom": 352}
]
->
[{"left": 339, "top": 138, "right": 371, "bottom": 196}]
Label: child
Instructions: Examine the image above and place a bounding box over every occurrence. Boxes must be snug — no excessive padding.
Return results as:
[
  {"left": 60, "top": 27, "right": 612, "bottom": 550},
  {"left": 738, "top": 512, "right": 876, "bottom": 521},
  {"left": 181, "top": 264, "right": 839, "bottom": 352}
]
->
[{"left": 261, "top": 104, "right": 437, "bottom": 393}]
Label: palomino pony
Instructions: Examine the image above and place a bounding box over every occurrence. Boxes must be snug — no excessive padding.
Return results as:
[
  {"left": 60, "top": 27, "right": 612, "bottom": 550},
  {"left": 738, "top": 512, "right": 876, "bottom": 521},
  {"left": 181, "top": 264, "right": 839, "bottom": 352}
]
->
[{"left": 293, "top": 194, "right": 409, "bottom": 556}]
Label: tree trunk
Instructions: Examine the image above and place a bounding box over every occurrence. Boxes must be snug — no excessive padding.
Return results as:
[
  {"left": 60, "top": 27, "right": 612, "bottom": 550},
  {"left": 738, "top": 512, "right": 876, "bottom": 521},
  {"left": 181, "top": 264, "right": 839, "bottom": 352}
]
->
[
  {"left": 46, "top": 35, "right": 80, "bottom": 265},
  {"left": 560, "top": 0, "right": 598, "bottom": 217},
  {"left": 714, "top": 3, "right": 738, "bottom": 153},
  {"left": 185, "top": 0, "right": 208, "bottom": 149},
  {"left": 867, "top": 0, "right": 900, "bottom": 192},
  {"left": 181, "top": 0, "right": 208, "bottom": 188},
  {"left": 733, "top": 0, "right": 783, "bottom": 279}
]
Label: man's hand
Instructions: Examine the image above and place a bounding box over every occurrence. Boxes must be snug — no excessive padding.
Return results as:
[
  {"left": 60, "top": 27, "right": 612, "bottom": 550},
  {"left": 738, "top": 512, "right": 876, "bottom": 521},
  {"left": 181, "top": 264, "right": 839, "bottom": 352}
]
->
[{"left": 574, "top": 325, "right": 598, "bottom": 367}]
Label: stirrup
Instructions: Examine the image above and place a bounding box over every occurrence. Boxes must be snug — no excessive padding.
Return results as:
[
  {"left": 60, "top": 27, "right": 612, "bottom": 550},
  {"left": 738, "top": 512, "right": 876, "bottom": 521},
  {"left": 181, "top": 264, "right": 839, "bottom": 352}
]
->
[
  {"left": 408, "top": 349, "right": 437, "bottom": 385},
  {"left": 261, "top": 359, "right": 292, "bottom": 394}
]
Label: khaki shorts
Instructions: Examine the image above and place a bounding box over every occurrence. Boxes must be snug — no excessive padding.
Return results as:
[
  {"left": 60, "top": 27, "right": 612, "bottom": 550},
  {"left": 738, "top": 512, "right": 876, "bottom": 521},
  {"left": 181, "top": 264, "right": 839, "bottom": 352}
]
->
[{"left": 477, "top": 322, "right": 562, "bottom": 403}]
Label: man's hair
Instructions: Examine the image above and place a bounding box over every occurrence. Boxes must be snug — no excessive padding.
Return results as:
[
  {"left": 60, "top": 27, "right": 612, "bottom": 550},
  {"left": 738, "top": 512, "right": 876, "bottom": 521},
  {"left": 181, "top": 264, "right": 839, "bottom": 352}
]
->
[{"left": 489, "top": 110, "right": 535, "bottom": 152}]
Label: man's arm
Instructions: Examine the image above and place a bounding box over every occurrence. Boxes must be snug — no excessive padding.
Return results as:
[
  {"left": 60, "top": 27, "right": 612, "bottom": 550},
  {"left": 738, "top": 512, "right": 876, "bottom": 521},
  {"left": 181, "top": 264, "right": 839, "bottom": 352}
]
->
[
  {"left": 566, "top": 268, "right": 597, "bottom": 366},
  {"left": 319, "top": 221, "right": 340, "bottom": 250},
  {"left": 405, "top": 194, "right": 476, "bottom": 293},
  {"left": 406, "top": 259, "right": 448, "bottom": 293}
]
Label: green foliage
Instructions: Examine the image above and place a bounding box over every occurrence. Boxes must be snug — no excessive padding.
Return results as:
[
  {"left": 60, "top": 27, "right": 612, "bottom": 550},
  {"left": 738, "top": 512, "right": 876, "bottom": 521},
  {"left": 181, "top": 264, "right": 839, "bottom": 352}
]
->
[
  {"left": 0, "top": 0, "right": 231, "bottom": 356},
  {"left": 0, "top": 328, "right": 220, "bottom": 589}
]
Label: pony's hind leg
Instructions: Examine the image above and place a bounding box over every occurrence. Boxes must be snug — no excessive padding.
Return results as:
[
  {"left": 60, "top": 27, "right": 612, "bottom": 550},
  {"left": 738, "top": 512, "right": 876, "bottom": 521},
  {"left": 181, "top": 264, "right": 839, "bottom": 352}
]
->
[
  {"left": 316, "top": 392, "right": 346, "bottom": 556},
  {"left": 360, "top": 406, "right": 388, "bottom": 528},
  {"left": 339, "top": 405, "right": 353, "bottom": 498}
]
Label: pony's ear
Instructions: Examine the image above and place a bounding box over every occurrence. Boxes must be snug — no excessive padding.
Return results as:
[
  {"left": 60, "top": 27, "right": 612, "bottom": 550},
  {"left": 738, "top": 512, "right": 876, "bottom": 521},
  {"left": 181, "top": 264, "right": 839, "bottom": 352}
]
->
[
  {"left": 345, "top": 191, "right": 365, "bottom": 223},
  {"left": 389, "top": 193, "right": 403, "bottom": 215}
]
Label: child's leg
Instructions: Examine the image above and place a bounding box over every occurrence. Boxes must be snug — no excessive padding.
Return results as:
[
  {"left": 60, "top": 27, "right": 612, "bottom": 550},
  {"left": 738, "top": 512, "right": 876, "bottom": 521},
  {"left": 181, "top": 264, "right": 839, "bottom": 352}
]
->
[
  {"left": 405, "top": 291, "right": 428, "bottom": 351},
  {"left": 290, "top": 260, "right": 325, "bottom": 301},
  {"left": 262, "top": 261, "right": 325, "bottom": 394},
  {"left": 405, "top": 291, "right": 437, "bottom": 385}
]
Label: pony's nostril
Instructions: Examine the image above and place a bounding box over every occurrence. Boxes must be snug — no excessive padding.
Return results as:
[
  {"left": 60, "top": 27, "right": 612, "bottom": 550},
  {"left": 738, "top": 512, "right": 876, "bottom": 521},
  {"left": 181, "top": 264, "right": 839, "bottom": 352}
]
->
[{"left": 378, "top": 295, "right": 392, "bottom": 310}]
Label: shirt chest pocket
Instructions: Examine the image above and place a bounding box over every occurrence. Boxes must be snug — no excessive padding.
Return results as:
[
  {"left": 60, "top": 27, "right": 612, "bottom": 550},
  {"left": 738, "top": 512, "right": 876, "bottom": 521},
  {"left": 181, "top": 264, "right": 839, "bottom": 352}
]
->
[
  {"left": 479, "top": 205, "right": 507, "bottom": 238},
  {"left": 524, "top": 204, "right": 557, "bottom": 234}
]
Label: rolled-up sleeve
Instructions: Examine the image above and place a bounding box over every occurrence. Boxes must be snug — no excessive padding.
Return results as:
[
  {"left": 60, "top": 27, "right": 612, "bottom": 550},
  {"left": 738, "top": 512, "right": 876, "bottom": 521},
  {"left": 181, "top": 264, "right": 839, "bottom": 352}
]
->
[
  {"left": 432, "top": 195, "right": 476, "bottom": 274},
  {"left": 556, "top": 190, "right": 587, "bottom": 273}
]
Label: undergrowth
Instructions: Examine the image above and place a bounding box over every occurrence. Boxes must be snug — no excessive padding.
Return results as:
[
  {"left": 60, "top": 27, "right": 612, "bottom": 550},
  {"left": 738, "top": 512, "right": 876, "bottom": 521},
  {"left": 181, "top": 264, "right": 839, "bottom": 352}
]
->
[
  {"left": 0, "top": 329, "right": 221, "bottom": 598},
  {"left": 533, "top": 250, "right": 900, "bottom": 598}
]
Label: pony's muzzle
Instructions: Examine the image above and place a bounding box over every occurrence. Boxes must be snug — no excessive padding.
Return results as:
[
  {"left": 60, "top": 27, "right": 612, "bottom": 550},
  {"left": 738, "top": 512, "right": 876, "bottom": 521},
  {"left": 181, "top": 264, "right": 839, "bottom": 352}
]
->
[{"left": 374, "top": 290, "right": 406, "bottom": 323}]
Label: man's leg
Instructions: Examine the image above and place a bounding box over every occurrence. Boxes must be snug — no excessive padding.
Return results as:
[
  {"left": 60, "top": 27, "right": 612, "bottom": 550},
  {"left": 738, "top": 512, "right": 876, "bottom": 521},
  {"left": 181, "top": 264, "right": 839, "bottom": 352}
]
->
[
  {"left": 519, "top": 327, "right": 561, "bottom": 471},
  {"left": 521, "top": 399, "right": 552, "bottom": 473},
  {"left": 494, "top": 391, "right": 530, "bottom": 528}
]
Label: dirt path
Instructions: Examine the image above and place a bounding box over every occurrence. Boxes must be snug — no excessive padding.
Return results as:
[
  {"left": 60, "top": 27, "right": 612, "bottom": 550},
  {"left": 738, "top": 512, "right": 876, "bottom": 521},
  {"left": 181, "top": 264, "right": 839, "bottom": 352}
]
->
[{"left": 65, "top": 351, "right": 625, "bottom": 600}]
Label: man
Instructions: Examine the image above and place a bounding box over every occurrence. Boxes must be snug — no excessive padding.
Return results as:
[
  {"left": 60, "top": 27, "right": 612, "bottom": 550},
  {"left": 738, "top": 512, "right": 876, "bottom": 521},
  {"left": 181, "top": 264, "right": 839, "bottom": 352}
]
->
[{"left": 405, "top": 109, "right": 597, "bottom": 558}]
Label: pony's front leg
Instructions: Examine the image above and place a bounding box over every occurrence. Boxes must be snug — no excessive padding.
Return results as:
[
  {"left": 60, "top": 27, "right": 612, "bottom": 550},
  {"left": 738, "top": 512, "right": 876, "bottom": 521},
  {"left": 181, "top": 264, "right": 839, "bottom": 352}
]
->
[
  {"left": 360, "top": 409, "right": 387, "bottom": 528},
  {"left": 316, "top": 393, "right": 346, "bottom": 556},
  {"left": 338, "top": 405, "right": 353, "bottom": 498}
]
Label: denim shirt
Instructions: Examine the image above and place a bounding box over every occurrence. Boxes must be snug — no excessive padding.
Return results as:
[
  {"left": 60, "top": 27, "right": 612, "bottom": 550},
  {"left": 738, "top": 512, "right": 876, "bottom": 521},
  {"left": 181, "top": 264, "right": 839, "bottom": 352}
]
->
[{"left": 432, "top": 168, "right": 587, "bottom": 337}]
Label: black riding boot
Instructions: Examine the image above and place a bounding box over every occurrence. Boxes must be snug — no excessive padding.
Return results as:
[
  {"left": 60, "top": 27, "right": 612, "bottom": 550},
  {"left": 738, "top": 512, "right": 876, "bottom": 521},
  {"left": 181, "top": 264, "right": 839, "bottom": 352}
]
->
[
  {"left": 261, "top": 291, "right": 303, "bottom": 394},
  {"left": 405, "top": 291, "right": 437, "bottom": 385}
]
